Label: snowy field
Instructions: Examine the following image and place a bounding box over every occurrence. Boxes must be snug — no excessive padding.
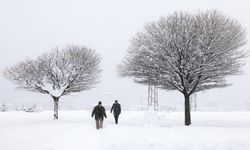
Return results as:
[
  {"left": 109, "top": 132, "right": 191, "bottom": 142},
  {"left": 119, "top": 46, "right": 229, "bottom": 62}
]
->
[{"left": 1, "top": 111, "right": 250, "bottom": 150}]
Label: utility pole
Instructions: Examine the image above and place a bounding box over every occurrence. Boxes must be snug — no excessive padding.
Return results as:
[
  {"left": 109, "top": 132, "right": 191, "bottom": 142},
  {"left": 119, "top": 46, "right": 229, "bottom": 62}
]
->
[
  {"left": 147, "top": 84, "right": 159, "bottom": 111},
  {"left": 190, "top": 93, "right": 197, "bottom": 111}
]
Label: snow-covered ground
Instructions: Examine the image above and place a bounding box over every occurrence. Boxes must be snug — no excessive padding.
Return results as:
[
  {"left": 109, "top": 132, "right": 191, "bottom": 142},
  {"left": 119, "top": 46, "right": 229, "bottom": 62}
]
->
[{"left": 1, "top": 111, "right": 250, "bottom": 150}]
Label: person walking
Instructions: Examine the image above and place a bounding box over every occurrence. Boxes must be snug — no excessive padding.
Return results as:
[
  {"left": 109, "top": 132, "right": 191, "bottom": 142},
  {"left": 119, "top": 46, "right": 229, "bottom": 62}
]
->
[
  {"left": 110, "top": 100, "right": 121, "bottom": 124},
  {"left": 91, "top": 101, "right": 107, "bottom": 129}
]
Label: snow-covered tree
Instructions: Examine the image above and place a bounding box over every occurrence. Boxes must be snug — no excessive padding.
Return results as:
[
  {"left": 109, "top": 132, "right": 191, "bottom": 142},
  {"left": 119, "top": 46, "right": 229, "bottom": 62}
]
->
[
  {"left": 3, "top": 45, "right": 101, "bottom": 119},
  {"left": 118, "top": 10, "right": 247, "bottom": 126}
]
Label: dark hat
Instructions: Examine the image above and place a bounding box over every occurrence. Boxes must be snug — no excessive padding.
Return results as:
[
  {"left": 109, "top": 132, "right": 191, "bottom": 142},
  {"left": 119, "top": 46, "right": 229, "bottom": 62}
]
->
[
  {"left": 98, "top": 101, "right": 102, "bottom": 105},
  {"left": 115, "top": 100, "right": 118, "bottom": 103}
]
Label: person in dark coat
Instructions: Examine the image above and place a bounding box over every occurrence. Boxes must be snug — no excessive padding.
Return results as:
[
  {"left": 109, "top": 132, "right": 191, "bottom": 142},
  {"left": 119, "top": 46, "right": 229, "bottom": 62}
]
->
[
  {"left": 91, "top": 101, "right": 107, "bottom": 129},
  {"left": 110, "top": 100, "right": 121, "bottom": 124}
]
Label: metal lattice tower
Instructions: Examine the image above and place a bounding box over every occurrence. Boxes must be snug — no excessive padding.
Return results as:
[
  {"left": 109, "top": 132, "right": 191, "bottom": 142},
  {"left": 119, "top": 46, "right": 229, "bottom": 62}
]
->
[{"left": 147, "top": 84, "right": 159, "bottom": 111}]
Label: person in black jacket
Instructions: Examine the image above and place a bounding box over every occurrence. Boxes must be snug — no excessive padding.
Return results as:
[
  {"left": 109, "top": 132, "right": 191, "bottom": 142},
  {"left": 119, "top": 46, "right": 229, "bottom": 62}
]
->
[
  {"left": 110, "top": 100, "right": 121, "bottom": 124},
  {"left": 91, "top": 101, "right": 107, "bottom": 129}
]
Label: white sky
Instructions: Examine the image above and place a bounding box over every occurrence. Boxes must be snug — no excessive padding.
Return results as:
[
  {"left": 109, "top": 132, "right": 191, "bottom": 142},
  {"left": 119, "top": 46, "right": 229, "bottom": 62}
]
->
[{"left": 0, "top": 0, "right": 250, "bottom": 110}]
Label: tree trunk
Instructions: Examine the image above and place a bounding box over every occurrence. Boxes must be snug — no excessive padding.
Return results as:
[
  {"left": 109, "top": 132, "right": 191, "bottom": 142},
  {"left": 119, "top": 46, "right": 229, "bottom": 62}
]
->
[
  {"left": 184, "top": 94, "right": 191, "bottom": 126},
  {"left": 52, "top": 96, "right": 59, "bottom": 120}
]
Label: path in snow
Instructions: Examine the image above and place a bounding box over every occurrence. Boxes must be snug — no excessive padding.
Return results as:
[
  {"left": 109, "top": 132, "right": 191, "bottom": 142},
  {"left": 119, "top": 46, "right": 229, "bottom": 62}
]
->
[{"left": 1, "top": 111, "right": 250, "bottom": 150}]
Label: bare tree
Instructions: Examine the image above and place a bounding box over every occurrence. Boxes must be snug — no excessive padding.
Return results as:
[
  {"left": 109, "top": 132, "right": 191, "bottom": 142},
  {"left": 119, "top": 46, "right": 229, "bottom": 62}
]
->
[
  {"left": 118, "top": 10, "right": 247, "bottom": 126},
  {"left": 3, "top": 45, "right": 101, "bottom": 119}
]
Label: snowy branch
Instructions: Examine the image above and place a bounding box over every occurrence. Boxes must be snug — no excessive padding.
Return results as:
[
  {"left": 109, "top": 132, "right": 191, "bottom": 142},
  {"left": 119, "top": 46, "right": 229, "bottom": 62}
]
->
[
  {"left": 3, "top": 45, "right": 101, "bottom": 98},
  {"left": 118, "top": 10, "right": 247, "bottom": 96}
]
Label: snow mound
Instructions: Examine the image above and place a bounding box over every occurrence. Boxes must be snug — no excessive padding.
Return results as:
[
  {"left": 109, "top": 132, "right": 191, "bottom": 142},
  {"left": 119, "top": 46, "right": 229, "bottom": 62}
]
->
[{"left": 143, "top": 107, "right": 160, "bottom": 127}]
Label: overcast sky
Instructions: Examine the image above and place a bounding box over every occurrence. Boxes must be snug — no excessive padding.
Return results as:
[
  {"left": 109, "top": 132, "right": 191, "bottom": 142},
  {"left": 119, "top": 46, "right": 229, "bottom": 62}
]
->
[{"left": 0, "top": 0, "right": 250, "bottom": 110}]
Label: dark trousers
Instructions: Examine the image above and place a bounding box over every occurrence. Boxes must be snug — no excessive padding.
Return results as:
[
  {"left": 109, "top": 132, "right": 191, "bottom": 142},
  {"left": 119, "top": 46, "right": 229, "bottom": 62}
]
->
[
  {"left": 95, "top": 118, "right": 103, "bottom": 129},
  {"left": 114, "top": 115, "right": 119, "bottom": 124}
]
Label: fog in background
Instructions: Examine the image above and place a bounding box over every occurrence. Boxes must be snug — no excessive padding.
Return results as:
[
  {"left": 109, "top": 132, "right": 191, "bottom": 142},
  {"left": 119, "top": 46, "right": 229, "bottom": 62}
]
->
[{"left": 0, "top": 0, "right": 250, "bottom": 110}]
